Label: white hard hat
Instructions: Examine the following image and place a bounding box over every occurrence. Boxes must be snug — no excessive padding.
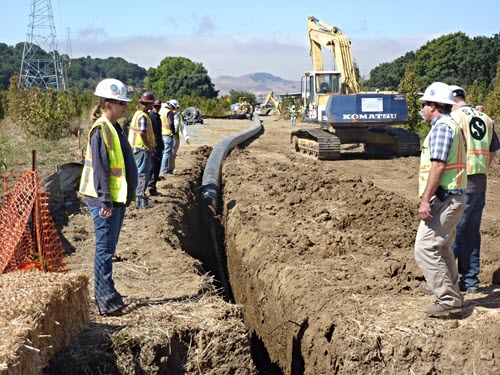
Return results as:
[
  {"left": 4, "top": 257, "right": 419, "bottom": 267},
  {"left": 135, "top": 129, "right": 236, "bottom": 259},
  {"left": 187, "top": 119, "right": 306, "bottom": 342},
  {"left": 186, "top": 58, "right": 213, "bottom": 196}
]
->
[
  {"left": 168, "top": 99, "right": 179, "bottom": 109},
  {"left": 94, "top": 78, "right": 132, "bottom": 101},
  {"left": 419, "top": 82, "right": 455, "bottom": 105},
  {"left": 449, "top": 85, "right": 466, "bottom": 98}
]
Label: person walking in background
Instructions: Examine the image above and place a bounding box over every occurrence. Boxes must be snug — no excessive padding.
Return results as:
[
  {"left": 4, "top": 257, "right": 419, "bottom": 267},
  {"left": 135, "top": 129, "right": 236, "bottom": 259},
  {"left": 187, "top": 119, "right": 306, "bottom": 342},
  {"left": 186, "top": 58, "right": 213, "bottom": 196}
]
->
[
  {"left": 475, "top": 105, "right": 484, "bottom": 113},
  {"left": 159, "top": 100, "right": 176, "bottom": 178},
  {"left": 290, "top": 105, "right": 297, "bottom": 126},
  {"left": 449, "top": 85, "right": 499, "bottom": 294},
  {"left": 147, "top": 99, "right": 164, "bottom": 196},
  {"left": 128, "top": 91, "right": 156, "bottom": 207},
  {"left": 414, "top": 82, "right": 467, "bottom": 317},
  {"left": 79, "top": 78, "right": 138, "bottom": 316},
  {"left": 167, "top": 99, "right": 190, "bottom": 175}
]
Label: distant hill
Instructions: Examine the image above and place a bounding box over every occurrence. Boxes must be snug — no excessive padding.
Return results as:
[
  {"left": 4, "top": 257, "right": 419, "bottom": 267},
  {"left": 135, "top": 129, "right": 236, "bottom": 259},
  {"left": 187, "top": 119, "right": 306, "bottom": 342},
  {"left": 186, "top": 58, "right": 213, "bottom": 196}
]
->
[{"left": 213, "top": 72, "right": 301, "bottom": 101}]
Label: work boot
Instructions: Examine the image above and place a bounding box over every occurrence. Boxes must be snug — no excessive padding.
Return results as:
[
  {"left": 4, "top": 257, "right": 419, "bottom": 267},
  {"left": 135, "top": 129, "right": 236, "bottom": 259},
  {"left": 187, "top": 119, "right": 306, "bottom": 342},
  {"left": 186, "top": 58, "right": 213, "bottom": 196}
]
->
[
  {"left": 423, "top": 301, "right": 463, "bottom": 317},
  {"left": 149, "top": 188, "right": 161, "bottom": 197}
]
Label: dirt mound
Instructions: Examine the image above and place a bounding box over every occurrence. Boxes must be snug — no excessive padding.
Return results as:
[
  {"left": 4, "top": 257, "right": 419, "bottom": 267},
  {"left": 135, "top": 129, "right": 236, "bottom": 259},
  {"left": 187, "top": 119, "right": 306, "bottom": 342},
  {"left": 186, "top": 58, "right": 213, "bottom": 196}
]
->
[{"left": 222, "top": 119, "right": 500, "bottom": 374}]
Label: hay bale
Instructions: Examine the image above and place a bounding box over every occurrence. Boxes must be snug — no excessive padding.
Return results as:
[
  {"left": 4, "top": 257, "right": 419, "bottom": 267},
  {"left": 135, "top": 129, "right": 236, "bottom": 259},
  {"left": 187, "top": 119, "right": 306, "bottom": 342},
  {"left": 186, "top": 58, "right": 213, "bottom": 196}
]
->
[{"left": 0, "top": 270, "right": 89, "bottom": 374}]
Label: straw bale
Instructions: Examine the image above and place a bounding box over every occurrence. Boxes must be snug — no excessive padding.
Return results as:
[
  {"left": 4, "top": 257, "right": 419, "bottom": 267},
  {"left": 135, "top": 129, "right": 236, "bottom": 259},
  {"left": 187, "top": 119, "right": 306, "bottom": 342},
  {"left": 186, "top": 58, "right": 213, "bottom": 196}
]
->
[{"left": 0, "top": 270, "right": 89, "bottom": 374}]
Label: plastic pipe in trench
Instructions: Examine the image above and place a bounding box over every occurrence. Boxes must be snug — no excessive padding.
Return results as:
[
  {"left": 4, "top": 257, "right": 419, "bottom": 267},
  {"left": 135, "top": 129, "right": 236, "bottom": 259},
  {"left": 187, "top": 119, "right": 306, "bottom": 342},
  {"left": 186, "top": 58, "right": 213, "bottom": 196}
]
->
[{"left": 200, "top": 116, "right": 263, "bottom": 296}]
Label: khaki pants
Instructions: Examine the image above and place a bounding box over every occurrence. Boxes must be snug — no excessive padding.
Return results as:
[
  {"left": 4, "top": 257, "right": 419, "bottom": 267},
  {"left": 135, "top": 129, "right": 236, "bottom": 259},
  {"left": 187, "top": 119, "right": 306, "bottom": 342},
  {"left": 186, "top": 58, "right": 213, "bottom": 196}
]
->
[
  {"left": 414, "top": 194, "right": 466, "bottom": 307},
  {"left": 168, "top": 136, "right": 180, "bottom": 173}
]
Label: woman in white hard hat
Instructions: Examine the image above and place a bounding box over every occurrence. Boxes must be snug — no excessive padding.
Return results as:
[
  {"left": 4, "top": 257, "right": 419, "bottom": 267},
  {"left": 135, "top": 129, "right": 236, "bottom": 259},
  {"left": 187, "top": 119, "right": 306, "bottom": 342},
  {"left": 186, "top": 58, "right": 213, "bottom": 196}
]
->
[{"left": 79, "top": 78, "right": 138, "bottom": 316}]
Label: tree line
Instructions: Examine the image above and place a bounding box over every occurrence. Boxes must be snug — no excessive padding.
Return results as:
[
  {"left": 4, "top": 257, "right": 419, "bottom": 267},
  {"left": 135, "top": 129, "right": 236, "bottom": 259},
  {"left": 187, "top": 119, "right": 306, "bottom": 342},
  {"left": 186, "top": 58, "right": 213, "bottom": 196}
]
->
[{"left": 0, "top": 32, "right": 499, "bottom": 141}]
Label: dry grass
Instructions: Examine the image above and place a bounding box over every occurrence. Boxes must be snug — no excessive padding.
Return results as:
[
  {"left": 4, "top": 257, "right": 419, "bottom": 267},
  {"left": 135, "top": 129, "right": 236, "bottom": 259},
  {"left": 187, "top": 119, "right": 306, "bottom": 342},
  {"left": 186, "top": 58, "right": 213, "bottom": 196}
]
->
[{"left": 0, "top": 270, "right": 89, "bottom": 374}]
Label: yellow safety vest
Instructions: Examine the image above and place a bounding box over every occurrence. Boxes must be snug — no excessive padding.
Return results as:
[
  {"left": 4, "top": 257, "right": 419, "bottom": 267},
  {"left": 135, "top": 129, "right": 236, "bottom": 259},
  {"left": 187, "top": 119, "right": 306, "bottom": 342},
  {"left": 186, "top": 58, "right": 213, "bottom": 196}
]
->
[
  {"left": 173, "top": 114, "right": 183, "bottom": 140},
  {"left": 451, "top": 106, "right": 493, "bottom": 175},
  {"left": 160, "top": 108, "right": 174, "bottom": 135},
  {"left": 419, "top": 116, "right": 467, "bottom": 197},
  {"left": 128, "top": 111, "right": 154, "bottom": 149},
  {"left": 79, "top": 116, "right": 128, "bottom": 203}
]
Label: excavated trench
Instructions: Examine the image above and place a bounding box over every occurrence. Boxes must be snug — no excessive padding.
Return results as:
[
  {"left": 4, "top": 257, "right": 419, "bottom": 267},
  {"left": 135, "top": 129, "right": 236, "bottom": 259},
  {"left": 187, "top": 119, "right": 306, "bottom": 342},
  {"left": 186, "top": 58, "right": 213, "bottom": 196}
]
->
[
  {"left": 180, "top": 120, "right": 284, "bottom": 373},
  {"left": 200, "top": 119, "right": 499, "bottom": 374}
]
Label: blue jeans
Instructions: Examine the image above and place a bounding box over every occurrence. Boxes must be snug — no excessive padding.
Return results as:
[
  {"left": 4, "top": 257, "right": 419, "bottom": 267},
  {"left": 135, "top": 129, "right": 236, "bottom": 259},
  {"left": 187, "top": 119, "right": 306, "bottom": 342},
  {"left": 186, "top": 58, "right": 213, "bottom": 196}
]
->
[
  {"left": 134, "top": 149, "right": 151, "bottom": 197},
  {"left": 452, "top": 192, "right": 485, "bottom": 289},
  {"left": 88, "top": 203, "right": 126, "bottom": 315},
  {"left": 160, "top": 135, "right": 174, "bottom": 175}
]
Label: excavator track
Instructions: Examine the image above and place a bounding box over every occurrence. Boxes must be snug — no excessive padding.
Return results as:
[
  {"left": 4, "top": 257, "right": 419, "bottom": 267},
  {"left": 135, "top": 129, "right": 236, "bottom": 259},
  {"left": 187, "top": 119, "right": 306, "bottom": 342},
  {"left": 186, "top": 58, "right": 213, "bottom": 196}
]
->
[
  {"left": 363, "top": 127, "right": 421, "bottom": 157},
  {"left": 291, "top": 128, "right": 341, "bottom": 160}
]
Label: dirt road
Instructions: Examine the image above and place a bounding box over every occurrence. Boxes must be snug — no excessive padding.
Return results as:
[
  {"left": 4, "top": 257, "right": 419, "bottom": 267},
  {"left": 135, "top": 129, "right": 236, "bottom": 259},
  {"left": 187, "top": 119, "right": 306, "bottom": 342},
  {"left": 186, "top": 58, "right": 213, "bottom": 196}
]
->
[{"left": 48, "top": 117, "right": 499, "bottom": 374}]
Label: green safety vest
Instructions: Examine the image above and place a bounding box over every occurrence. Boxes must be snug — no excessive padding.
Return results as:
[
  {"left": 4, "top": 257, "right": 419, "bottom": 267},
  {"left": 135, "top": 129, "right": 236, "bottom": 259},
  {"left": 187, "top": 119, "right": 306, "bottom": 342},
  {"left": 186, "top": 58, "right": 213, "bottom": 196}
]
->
[
  {"left": 451, "top": 106, "right": 494, "bottom": 175},
  {"left": 419, "top": 116, "right": 467, "bottom": 197},
  {"left": 79, "top": 116, "right": 128, "bottom": 203},
  {"left": 173, "top": 114, "right": 183, "bottom": 140},
  {"left": 128, "top": 110, "right": 154, "bottom": 148}
]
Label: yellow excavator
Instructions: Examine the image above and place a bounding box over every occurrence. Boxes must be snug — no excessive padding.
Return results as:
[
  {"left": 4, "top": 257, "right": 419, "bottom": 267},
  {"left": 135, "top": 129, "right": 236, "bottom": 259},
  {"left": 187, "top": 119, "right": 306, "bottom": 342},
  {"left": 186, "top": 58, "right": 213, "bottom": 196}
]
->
[
  {"left": 260, "top": 91, "right": 284, "bottom": 117},
  {"left": 291, "top": 16, "right": 420, "bottom": 160}
]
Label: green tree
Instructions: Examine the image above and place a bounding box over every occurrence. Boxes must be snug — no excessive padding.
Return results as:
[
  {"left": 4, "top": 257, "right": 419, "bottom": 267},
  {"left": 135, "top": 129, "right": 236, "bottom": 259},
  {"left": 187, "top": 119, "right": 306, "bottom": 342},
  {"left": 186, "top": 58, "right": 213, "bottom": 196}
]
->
[
  {"left": 367, "top": 51, "right": 415, "bottom": 90},
  {"left": 228, "top": 90, "right": 256, "bottom": 105},
  {"left": 398, "top": 64, "right": 426, "bottom": 134},
  {"left": 485, "top": 61, "right": 500, "bottom": 121},
  {"left": 147, "top": 57, "right": 218, "bottom": 99},
  {"left": 466, "top": 80, "right": 489, "bottom": 108},
  {"left": 414, "top": 32, "right": 469, "bottom": 87}
]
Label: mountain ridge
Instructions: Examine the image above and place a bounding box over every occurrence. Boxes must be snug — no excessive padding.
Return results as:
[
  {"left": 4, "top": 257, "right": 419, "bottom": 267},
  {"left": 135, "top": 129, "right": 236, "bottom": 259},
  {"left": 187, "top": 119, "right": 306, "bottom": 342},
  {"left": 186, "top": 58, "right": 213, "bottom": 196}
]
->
[{"left": 213, "top": 72, "right": 300, "bottom": 100}]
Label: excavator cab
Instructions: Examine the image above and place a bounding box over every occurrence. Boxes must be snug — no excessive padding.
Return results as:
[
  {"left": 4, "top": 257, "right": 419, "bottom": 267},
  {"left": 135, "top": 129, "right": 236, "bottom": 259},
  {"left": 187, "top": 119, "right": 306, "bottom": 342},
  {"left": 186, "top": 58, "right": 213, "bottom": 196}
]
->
[{"left": 302, "top": 71, "right": 341, "bottom": 122}]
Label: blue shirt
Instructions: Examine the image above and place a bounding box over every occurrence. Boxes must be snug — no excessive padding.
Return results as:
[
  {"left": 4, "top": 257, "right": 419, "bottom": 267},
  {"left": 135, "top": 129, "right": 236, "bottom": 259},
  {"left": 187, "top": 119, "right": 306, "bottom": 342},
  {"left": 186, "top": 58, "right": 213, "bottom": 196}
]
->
[{"left": 429, "top": 114, "right": 455, "bottom": 162}]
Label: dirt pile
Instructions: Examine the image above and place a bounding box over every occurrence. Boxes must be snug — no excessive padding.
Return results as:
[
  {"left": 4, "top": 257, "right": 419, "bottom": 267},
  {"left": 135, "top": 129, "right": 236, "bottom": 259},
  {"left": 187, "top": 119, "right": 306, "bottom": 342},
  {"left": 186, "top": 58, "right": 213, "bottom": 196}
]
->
[{"left": 222, "top": 119, "right": 500, "bottom": 374}]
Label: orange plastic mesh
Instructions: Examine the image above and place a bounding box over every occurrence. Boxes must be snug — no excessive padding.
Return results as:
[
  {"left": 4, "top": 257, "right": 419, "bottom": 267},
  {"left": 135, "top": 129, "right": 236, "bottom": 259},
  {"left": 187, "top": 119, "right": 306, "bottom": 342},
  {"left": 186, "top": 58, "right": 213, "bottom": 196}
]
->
[{"left": 0, "top": 170, "right": 67, "bottom": 274}]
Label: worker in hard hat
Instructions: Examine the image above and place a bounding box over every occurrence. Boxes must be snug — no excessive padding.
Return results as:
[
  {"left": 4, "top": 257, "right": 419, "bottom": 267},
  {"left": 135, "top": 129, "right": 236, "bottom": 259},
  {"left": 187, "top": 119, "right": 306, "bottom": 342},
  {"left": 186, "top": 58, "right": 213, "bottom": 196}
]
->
[
  {"left": 449, "top": 85, "right": 499, "bottom": 294},
  {"left": 79, "top": 78, "right": 138, "bottom": 316},
  {"left": 147, "top": 99, "right": 164, "bottom": 196},
  {"left": 414, "top": 82, "right": 467, "bottom": 317},
  {"left": 159, "top": 100, "right": 176, "bottom": 178},
  {"left": 128, "top": 91, "right": 156, "bottom": 207},
  {"left": 290, "top": 105, "right": 297, "bottom": 126},
  {"left": 166, "top": 99, "right": 190, "bottom": 175}
]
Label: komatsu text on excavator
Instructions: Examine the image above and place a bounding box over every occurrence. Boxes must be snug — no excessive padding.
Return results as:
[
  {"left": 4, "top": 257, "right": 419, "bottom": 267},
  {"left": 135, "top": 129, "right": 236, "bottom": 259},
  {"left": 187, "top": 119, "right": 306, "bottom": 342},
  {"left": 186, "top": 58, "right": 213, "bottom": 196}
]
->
[{"left": 291, "top": 16, "right": 420, "bottom": 160}]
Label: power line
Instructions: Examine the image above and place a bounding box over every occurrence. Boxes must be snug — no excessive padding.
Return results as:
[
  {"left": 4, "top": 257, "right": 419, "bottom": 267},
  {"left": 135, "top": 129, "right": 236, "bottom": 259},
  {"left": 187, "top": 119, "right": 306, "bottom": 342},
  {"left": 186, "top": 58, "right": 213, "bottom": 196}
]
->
[{"left": 18, "top": 0, "right": 66, "bottom": 91}]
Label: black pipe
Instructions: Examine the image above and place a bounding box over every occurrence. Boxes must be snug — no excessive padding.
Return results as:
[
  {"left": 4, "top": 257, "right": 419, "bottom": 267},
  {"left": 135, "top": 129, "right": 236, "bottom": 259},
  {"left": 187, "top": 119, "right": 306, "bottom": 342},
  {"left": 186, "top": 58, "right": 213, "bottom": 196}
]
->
[{"left": 200, "top": 116, "right": 262, "bottom": 297}]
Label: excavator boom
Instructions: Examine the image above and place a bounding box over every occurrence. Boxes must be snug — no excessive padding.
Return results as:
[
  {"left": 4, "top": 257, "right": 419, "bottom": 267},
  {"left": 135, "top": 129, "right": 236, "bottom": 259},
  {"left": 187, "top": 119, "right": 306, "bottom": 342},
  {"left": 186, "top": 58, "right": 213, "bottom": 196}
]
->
[{"left": 291, "top": 15, "right": 420, "bottom": 160}]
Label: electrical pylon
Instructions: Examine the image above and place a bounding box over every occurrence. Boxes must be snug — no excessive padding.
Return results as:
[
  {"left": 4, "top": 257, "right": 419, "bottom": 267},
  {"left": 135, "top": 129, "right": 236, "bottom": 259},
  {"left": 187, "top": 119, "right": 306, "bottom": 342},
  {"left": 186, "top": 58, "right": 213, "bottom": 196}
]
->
[{"left": 18, "top": 0, "right": 66, "bottom": 91}]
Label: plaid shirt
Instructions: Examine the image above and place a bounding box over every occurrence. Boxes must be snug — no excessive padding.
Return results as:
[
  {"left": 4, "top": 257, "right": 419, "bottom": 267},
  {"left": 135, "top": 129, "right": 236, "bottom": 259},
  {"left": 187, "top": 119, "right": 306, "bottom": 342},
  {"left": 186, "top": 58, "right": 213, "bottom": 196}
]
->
[{"left": 429, "top": 114, "right": 455, "bottom": 162}]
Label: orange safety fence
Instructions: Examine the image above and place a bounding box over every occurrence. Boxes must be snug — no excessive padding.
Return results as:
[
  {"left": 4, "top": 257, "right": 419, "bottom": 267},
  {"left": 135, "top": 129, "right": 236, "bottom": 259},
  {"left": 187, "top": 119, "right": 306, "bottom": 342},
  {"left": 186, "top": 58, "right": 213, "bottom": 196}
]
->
[{"left": 0, "top": 170, "right": 67, "bottom": 274}]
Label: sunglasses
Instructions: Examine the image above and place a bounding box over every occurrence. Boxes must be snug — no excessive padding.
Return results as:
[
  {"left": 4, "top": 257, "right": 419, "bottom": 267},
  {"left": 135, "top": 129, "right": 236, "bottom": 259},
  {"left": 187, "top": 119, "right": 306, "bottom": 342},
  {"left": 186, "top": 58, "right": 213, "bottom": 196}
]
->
[
  {"left": 109, "top": 100, "right": 128, "bottom": 107},
  {"left": 421, "top": 101, "right": 433, "bottom": 108}
]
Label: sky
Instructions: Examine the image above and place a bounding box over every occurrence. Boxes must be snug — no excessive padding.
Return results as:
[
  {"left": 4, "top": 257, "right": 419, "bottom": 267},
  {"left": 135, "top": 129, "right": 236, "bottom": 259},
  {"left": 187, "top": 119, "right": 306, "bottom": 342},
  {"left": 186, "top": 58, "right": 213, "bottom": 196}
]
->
[{"left": 1, "top": 0, "right": 499, "bottom": 81}]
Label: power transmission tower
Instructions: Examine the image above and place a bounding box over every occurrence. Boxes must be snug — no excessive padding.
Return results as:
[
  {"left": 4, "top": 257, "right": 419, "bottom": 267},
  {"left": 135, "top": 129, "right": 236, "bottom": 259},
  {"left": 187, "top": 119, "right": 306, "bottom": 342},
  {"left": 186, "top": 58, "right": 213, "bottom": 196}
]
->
[
  {"left": 61, "top": 27, "right": 72, "bottom": 89},
  {"left": 18, "top": 0, "right": 66, "bottom": 91}
]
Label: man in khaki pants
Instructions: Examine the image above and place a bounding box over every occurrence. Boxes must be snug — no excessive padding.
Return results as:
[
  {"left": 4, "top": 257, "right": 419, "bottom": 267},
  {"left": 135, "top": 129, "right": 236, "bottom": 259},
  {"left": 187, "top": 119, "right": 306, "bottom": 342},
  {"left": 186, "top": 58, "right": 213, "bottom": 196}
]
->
[{"left": 414, "top": 82, "right": 467, "bottom": 317}]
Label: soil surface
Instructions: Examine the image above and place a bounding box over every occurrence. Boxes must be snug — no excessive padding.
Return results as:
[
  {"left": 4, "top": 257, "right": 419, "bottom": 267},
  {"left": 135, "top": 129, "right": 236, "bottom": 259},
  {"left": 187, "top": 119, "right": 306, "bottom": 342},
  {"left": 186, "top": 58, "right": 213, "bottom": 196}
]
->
[
  {"left": 40, "top": 115, "right": 499, "bottom": 374},
  {"left": 222, "top": 117, "right": 500, "bottom": 374}
]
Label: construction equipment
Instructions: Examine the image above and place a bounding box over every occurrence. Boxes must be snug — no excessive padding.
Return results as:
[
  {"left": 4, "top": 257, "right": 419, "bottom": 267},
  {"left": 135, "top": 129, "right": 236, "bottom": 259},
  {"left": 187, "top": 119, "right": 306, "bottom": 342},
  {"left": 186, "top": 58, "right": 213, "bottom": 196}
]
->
[
  {"left": 260, "top": 91, "right": 283, "bottom": 117},
  {"left": 291, "top": 16, "right": 420, "bottom": 160},
  {"left": 182, "top": 106, "right": 203, "bottom": 125}
]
